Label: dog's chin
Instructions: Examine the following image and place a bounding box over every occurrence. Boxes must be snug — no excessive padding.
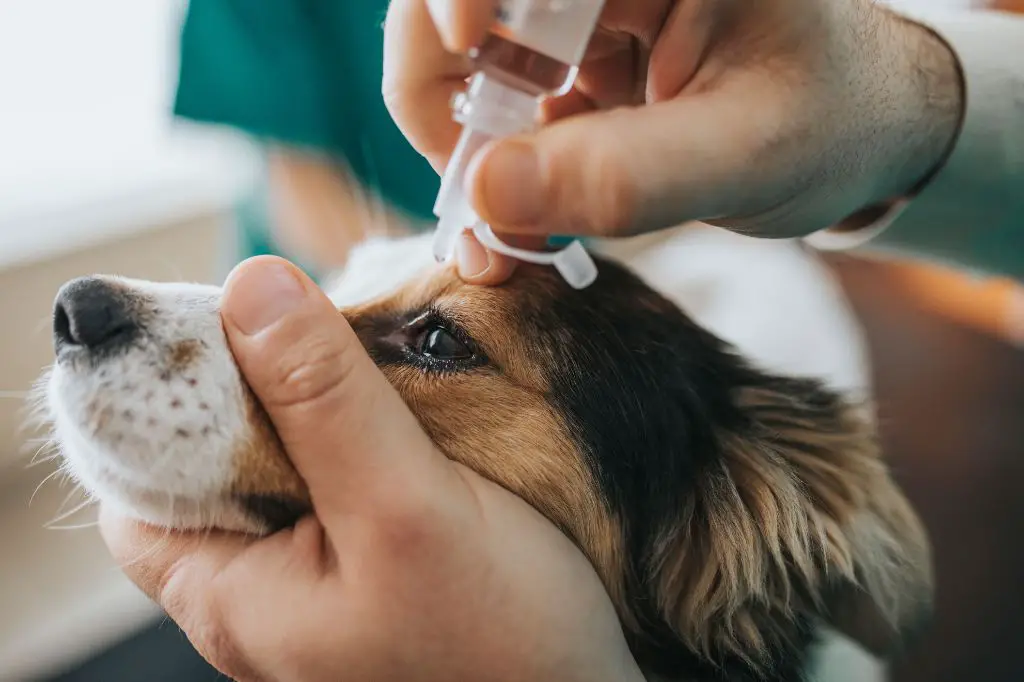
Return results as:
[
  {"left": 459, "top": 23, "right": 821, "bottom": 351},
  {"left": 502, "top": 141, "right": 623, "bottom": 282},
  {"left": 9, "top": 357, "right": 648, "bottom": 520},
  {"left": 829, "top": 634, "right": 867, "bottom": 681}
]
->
[{"left": 42, "top": 278, "right": 271, "bottom": 534}]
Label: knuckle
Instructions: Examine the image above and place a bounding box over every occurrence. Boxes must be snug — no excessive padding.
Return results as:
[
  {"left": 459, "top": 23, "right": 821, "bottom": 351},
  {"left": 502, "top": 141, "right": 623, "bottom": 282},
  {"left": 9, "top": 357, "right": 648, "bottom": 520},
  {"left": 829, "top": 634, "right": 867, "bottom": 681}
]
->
[
  {"left": 578, "top": 149, "right": 637, "bottom": 236},
  {"left": 189, "top": 615, "right": 245, "bottom": 678},
  {"left": 268, "top": 330, "right": 358, "bottom": 411},
  {"left": 196, "top": 576, "right": 263, "bottom": 680},
  {"left": 594, "top": 156, "right": 638, "bottom": 235},
  {"left": 156, "top": 558, "right": 194, "bottom": 620}
]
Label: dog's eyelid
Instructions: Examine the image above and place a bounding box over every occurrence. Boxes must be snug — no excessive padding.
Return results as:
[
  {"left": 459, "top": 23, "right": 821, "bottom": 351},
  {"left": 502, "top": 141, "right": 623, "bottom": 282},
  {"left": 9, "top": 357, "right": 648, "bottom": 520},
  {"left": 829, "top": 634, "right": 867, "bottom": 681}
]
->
[{"left": 405, "top": 307, "right": 473, "bottom": 344}]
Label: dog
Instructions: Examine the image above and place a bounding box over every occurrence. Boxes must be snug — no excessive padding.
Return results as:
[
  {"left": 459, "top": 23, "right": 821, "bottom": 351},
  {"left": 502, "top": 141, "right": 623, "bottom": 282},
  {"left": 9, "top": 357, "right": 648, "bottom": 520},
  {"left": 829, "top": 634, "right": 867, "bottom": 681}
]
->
[{"left": 40, "top": 228, "right": 932, "bottom": 681}]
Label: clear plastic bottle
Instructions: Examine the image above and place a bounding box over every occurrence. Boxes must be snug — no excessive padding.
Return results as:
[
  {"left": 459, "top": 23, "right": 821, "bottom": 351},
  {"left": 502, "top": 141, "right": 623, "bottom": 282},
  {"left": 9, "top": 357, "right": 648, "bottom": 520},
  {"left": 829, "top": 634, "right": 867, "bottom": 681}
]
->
[
  {"left": 432, "top": 0, "right": 605, "bottom": 289},
  {"left": 480, "top": 0, "right": 604, "bottom": 96}
]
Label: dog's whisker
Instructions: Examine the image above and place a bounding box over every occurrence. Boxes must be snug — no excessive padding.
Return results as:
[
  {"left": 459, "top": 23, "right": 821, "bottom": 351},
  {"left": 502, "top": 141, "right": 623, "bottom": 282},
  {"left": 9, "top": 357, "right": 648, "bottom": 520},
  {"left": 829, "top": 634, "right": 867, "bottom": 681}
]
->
[
  {"left": 46, "top": 520, "right": 101, "bottom": 531},
  {"left": 27, "top": 453, "right": 61, "bottom": 469},
  {"left": 29, "top": 468, "right": 65, "bottom": 506},
  {"left": 26, "top": 437, "right": 61, "bottom": 466},
  {"left": 27, "top": 446, "right": 55, "bottom": 466},
  {"left": 44, "top": 496, "right": 97, "bottom": 528},
  {"left": 54, "top": 484, "right": 89, "bottom": 518}
]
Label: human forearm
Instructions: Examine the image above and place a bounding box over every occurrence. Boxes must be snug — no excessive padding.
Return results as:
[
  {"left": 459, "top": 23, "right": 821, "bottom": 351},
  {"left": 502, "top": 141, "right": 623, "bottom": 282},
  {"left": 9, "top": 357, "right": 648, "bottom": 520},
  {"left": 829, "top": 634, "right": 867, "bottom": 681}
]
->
[{"left": 266, "top": 148, "right": 414, "bottom": 271}]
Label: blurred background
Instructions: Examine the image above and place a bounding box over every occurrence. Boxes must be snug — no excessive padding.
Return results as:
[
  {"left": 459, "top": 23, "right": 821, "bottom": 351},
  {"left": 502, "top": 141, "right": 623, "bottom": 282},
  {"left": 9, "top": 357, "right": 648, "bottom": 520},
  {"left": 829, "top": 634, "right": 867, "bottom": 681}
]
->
[
  {"left": 0, "top": 1, "right": 255, "bottom": 680},
  {"left": 0, "top": 0, "right": 1021, "bottom": 681}
]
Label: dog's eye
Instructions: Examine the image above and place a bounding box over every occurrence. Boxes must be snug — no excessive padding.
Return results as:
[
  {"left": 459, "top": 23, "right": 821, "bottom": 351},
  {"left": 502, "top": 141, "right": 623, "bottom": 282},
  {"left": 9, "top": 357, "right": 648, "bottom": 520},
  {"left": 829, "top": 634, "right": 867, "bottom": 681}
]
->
[
  {"left": 402, "top": 311, "right": 483, "bottom": 372},
  {"left": 418, "top": 326, "right": 473, "bottom": 360}
]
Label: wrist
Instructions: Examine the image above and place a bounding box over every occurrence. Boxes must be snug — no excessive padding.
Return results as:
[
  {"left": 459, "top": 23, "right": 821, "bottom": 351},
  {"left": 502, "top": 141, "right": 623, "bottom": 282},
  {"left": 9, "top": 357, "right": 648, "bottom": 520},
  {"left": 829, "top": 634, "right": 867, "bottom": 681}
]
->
[
  {"left": 848, "top": 10, "right": 965, "bottom": 227},
  {"left": 894, "top": 13, "right": 965, "bottom": 195}
]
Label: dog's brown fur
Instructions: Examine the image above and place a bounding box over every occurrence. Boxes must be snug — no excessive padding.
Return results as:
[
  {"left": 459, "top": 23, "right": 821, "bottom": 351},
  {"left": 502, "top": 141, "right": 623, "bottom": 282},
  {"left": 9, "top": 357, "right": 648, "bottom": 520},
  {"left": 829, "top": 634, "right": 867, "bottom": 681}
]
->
[{"left": 219, "top": 258, "right": 932, "bottom": 681}]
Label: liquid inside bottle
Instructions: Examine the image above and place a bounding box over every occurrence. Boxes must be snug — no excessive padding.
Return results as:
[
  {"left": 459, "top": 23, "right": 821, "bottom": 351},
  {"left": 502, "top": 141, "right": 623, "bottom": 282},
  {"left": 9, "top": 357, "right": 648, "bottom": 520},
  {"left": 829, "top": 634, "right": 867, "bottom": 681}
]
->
[{"left": 471, "top": 32, "right": 578, "bottom": 98}]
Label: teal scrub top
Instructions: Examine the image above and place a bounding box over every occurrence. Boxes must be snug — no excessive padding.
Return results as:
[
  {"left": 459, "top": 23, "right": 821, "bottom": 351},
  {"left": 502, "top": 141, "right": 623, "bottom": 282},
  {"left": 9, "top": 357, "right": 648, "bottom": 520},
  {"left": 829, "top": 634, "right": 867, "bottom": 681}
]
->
[{"left": 174, "top": 0, "right": 441, "bottom": 259}]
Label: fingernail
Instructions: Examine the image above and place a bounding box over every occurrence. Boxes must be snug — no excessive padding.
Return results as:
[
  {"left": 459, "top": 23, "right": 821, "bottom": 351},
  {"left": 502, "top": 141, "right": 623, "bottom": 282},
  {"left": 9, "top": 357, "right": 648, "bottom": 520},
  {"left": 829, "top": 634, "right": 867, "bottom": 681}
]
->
[
  {"left": 455, "top": 231, "right": 490, "bottom": 279},
  {"left": 478, "top": 142, "right": 543, "bottom": 227},
  {"left": 225, "top": 261, "right": 308, "bottom": 336}
]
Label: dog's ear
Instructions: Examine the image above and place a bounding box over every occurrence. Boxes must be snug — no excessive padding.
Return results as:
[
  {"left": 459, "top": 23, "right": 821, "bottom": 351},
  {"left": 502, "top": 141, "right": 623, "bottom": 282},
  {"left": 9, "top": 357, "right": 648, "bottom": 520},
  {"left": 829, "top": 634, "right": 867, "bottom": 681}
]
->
[
  {"left": 649, "top": 373, "right": 933, "bottom": 669},
  {"left": 736, "top": 380, "right": 934, "bottom": 658},
  {"left": 817, "top": 472, "right": 934, "bottom": 658}
]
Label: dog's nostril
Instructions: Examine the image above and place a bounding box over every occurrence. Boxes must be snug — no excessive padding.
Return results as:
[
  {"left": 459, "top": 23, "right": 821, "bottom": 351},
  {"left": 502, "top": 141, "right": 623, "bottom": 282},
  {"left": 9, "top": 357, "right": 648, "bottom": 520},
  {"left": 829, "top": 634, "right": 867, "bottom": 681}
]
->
[
  {"left": 53, "top": 302, "right": 73, "bottom": 347},
  {"left": 53, "top": 277, "right": 139, "bottom": 353}
]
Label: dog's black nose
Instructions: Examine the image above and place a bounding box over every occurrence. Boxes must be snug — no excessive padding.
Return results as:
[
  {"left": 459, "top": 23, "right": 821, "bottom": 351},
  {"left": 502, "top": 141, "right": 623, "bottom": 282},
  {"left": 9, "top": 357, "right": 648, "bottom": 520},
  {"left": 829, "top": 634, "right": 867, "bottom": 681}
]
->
[{"left": 53, "top": 277, "right": 138, "bottom": 354}]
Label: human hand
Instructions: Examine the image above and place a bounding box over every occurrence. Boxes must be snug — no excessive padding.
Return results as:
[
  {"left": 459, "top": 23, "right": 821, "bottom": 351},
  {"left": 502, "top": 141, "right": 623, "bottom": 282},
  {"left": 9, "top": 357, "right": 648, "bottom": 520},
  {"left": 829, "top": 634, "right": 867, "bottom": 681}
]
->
[
  {"left": 100, "top": 257, "right": 644, "bottom": 682},
  {"left": 383, "top": 0, "right": 964, "bottom": 281}
]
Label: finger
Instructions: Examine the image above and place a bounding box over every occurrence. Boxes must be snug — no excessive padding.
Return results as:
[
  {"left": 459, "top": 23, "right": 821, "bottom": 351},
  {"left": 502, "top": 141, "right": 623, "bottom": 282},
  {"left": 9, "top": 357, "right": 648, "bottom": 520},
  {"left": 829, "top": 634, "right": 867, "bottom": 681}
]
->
[
  {"left": 454, "top": 230, "right": 548, "bottom": 285},
  {"left": 425, "top": 0, "right": 499, "bottom": 52},
  {"left": 100, "top": 507, "right": 252, "bottom": 609},
  {"left": 101, "top": 522, "right": 254, "bottom": 679},
  {"left": 647, "top": 0, "right": 721, "bottom": 102},
  {"left": 539, "top": 87, "right": 597, "bottom": 124},
  {"left": 467, "top": 79, "right": 790, "bottom": 237},
  {"left": 100, "top": 507, "right": 327, "bottom": 680},
  {"left": 599, "top": 0, "right": 673, "bottom": 40},
  {"left": 99, "top": 507, "right": 255, "bottom": 676},
  {"left": 455, "top": 230, "right": 517, "bottom": 284},
  {"left": 574, "top": 38, "right": 648, "bottom": 109},
  {"left": 384, "top": 0, "right": 670, "bottom": 173},
  {"left": 383, "top": 0, "right": 472, "bottom": 172},
  {"left": 573, "top": 0, "right": 676, "bottom": 110},
  {"left": 219, "top": 257, "right": 451, "bottom": 524}
]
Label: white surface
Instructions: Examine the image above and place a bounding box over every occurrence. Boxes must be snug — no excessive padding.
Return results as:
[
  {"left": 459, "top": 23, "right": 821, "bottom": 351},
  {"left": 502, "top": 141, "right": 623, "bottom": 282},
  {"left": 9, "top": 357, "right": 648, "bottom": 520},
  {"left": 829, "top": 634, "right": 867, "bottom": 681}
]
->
[{"left": 0, "top": 0, "right": 259, "bottom": 272}]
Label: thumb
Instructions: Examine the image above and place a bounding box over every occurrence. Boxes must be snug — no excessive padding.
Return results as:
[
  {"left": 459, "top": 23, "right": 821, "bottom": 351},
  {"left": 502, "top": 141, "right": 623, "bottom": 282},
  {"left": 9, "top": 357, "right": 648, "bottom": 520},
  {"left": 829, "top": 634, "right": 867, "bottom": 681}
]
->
[
  {"left": 220, "top": 257, "right": 447, "bottom": 523},
  {"left": 467, "top": 85, "right": 797, "bottom": 238}
]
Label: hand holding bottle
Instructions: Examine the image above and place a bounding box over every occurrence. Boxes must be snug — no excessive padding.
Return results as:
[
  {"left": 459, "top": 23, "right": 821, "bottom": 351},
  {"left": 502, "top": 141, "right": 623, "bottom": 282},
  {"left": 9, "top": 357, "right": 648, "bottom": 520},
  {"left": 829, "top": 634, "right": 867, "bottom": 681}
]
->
[{"left": 383, "top": 0, "right": 964, "bottom": 282}]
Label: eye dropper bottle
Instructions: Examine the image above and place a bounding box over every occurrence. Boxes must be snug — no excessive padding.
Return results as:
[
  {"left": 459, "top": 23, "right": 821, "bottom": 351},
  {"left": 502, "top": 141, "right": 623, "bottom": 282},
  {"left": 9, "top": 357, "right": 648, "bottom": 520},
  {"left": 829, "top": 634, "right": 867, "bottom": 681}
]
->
[{"left": 432, "top": 0, "right": 606, "bottom": 289}]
